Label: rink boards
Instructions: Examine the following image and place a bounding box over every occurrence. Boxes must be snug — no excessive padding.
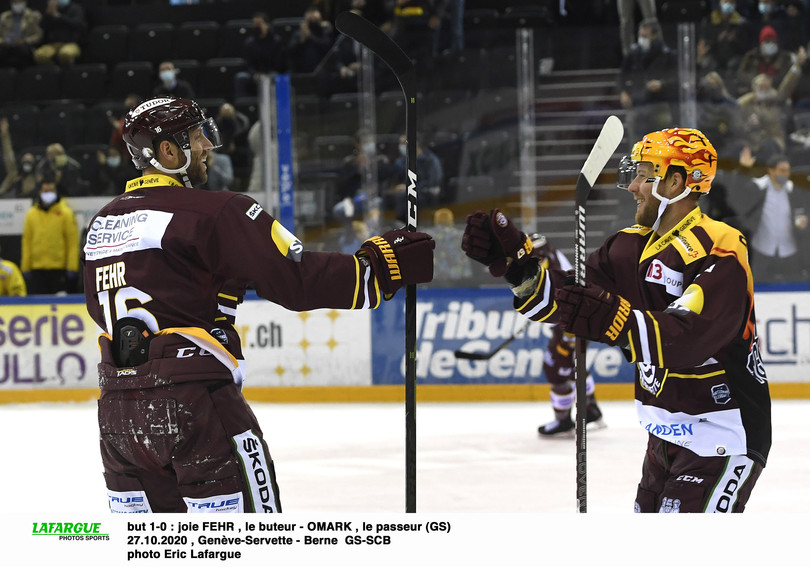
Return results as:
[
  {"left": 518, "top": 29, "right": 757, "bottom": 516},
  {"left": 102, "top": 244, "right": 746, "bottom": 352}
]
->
[{"left": 0, "top": 285, "right": 808, "bottom": 403}]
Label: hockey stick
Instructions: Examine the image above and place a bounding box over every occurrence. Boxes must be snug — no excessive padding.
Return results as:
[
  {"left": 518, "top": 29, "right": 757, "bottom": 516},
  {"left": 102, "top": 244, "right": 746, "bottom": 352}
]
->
[
  {"left": 335, "top": 11, "right": 419, "bottom": 514},
  {"left": 453, "top": 321, "right": 530, "bottom": 360},
  {"left": 574, "top": 115, "right": 624, "bottom": 513}
]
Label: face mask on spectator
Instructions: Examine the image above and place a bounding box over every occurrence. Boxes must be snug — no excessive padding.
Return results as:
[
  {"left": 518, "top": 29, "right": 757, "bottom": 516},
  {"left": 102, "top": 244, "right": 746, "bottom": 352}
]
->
[
  {"left": 637, "top": 36, "right": 652, "bottom": 51},
  {"left": 759, "top": 3, "right": 772, "bottom": 15},
  {"left": 40, "top": 191, "right": 57, "bottom": 205},
  {"left": 58, "top": 0, "right": 70, "bottom": 6},
  {"left": 720, "top": 2, "right": 735, "bottom": 15},
  {"left": 160, "top": 70, "right": 175, "bottom": 84},
  {"left": 775, "top": 174, "right": 790, "bottom": 185},
  {"left": 11, "top": 2, "right": 26, "bottom": 14},
  {"left": 361, "top": 142, "right": 375, "bottom": 155},
  {"left": 755, "top": 88, "right": 774, "bottom": 101},
  {"left": 21, "top": 161, "right": 33, "bottom": 173},
  {"left": 760, "top": 41, "right": 778, "bottom": 56},
  {"left": 398, "top": 143, "right": 406, "bottom": 156},
  {"left": 107, "top": 156, "right": 121, "bottom": 168}
]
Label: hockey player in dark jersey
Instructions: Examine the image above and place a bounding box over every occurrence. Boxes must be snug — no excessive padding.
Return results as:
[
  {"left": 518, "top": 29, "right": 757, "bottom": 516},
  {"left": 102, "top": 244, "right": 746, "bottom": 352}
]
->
[
  {"left": 462, "top": 128, "right": 771, "bottom": 513},
  {"left": 81, "top": 97, "right": 435, "bottom": 513},
  {"left": 527, "top": 233, "right": 605, "bottom": 437}
]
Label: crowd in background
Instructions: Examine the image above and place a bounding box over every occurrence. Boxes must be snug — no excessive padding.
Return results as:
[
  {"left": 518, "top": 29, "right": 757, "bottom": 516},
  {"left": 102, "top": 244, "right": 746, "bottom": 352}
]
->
[{"left": 0, "top": 0, "right": 809, "bottom": 293}]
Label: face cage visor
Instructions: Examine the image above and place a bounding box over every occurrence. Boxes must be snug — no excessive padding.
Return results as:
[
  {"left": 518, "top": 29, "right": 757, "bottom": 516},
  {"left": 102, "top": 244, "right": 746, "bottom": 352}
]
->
[
  {"left": 616, "top": 156, "right": 660, "bottom": 189},
  {"left": 617, "top": 155, "right": 636, "bottom": 189},
  {"left": 132, "top": 116, "right": 224, "bottom": 174}
]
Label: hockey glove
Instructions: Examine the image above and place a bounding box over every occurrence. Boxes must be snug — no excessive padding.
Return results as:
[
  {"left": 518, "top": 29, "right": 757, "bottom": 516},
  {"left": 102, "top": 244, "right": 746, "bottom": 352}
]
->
[
  {"left": 358, "top": 229, "right": 435, "bottom": 299},
  {"left": 461, "top": 209, "right": 533, "bottom": 277},
  {"left": 555, "top": 284, "right": 632, "bottom": 346}
]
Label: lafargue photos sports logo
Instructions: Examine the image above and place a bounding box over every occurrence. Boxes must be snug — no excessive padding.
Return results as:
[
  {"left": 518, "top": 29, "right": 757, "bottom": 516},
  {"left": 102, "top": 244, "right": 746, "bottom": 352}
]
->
[{"left": 32, "top": 522, "right": 110, "bottom": 541}]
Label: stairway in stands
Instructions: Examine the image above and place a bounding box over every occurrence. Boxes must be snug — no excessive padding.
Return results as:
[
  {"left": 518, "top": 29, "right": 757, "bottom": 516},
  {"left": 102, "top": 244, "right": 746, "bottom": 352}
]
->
[{"left": 516, "top": 67, "right": 634, "bottom": 259}]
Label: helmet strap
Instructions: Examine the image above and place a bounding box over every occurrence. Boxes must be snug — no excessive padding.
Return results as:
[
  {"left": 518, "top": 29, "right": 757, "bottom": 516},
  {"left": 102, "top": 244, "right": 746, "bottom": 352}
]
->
[
  {"left": 148, "top": 149, "right": 194, "bottom": 187},
  {"left": 649, "top": 177, "right": 691, "bottom": 233}
]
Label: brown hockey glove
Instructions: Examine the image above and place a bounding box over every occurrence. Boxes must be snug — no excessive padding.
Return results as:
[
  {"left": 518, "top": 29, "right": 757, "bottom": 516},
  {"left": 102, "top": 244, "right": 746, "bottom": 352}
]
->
[
  {"left": 554, "top": 284, "right": 632, "bottom": 346},
  {"left": 461, "top": 208, "right": 533, "bottom": 277},
  {"left": 358, "top": 229, "right": 435, "bottom": 299}
]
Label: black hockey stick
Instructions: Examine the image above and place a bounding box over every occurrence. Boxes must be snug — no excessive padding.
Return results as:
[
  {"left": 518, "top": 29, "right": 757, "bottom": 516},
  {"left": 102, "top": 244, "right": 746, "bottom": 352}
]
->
[
  {"left": 335, "top": 11, "right": 419, "bottom": 513},
  {"left": 453, "top": 321, "right": 530, "bottom": 360},
  {"left": 573, "top": 115, "right": 623, "bottom": 513}
]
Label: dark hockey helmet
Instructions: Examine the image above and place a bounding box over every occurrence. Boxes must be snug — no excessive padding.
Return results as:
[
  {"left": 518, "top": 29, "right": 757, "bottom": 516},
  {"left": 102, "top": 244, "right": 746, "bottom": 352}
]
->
[
  {"left": 122, "top": 97, "right": 222, "bottom": 170},
  {"left": 628, "top": 128, "right": 717, "bottom": 194}
]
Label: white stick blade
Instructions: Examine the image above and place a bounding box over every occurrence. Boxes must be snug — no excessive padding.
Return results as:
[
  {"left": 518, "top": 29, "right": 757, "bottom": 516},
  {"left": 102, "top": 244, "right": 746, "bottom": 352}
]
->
[{"left": 581, "top": 115, "right": 624, "bottom": 187}]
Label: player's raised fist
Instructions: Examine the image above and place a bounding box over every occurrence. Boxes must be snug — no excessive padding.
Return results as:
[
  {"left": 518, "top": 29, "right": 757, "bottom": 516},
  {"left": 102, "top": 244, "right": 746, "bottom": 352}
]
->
[{"left": 462, "top": 209, "right": 532, "bottom": 277}]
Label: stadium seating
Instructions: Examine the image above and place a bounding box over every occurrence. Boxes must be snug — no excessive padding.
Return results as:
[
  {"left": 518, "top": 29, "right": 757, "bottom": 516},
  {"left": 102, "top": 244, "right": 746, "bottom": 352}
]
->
[
  {"left": 82, "top": 25, "right": 129, "bottom": 66},
  {"left": 175, "top": 21, "right": 221, "bottom": 62},
  {"left": 61, "top": 63, "right": 108, "bottom": 103},
  {"left": 220, "top": 19, "right": 253, "bottom": 58},
  {"left": 130, "top": 22, "right": 175, "bottom": 66},
  {"left": 109, "top": 61, "right": 154, "bottom": 100},
  {"left": 199, "top": 58, "right": 246, "bottom": 99}
]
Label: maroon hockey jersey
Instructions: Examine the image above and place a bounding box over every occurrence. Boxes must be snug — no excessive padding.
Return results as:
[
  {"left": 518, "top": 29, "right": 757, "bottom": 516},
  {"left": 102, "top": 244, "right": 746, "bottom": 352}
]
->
[
  {"left": 515, "top": 207, "right": 772, "bottom": 465},
  {"left": 82, "top": 174, "right": 384, "bottom": 389}
]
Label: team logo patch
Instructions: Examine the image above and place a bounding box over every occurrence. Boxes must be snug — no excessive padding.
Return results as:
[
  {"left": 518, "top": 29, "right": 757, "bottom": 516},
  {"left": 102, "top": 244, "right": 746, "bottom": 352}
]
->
[
  {"left": 638, "top": 362, "right": 666, "bottom": 396},
  {"left": 711, "top": 383, "right": 731, "bottom": 405},
  {"left": 495, "top": 212, "right": 508, "bottom": 227},
  {"left": 747, "top": 336, "right": 767, "bottom": 384},
  {"left": 246, "top": 203, "right": 263, "bottom": 220}
]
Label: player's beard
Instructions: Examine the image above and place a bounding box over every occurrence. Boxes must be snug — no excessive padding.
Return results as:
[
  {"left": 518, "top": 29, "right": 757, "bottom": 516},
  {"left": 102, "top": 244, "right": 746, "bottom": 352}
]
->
[
  {"left": 635, "top": 194, "right": 659, "bottom": 228},
  {"left": 187, "top": 152, "right": 208, "bottom": 186}
]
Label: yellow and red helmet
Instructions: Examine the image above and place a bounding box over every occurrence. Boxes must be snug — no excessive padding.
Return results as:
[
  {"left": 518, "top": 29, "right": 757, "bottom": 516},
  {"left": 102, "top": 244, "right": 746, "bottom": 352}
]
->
[{"left": 629, "top": 128, "right": 717, "bottom": 194}]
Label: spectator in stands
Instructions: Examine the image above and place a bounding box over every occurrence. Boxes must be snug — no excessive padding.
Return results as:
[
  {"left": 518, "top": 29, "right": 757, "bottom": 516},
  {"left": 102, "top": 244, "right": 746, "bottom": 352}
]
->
[
  {"left": 202, "top": 151, "right": 234, "bottom": 191},
  {"left": 772, "top": 0, "right": 806, "bottom": 52},
  {"left": 333, "top": 129, "right": 391, "bottom": 222},
  {"left": 93, "top": 145, "right": 132, "bottom": 196},
  {"left": 0, "top": 244, "right": 26, "bottom": 296},
  {"left": 287, "top": 6, "right": 334, "bottom": 74},
  {"left": 431, "top": 207, "right": 472, "bottom": 284},
  {"left": 21, "top": 177, "right": 79, "bottom": 294},
  {"left": 385, "top": 134, "right": 443, "bottom": 224},
  {"left": 736, "top": 53, "right": 804, "bottom": 163},
  {"left": 337, "top": 219, "right": 370, "bottom": 254},
  {"left": 0, "top": 117, "right": 38, "bottom": 198},
  {"left": 35, "top": 142, "right": 86, "bottom": 197},
  {"left": 696, "top": 70, "right": 744, "bottom": 160},
  {"left": 0, "top": 0, "right": 42, "bottom": 70},
  {"left": 33, "top": 0, "right": 86, "bottom": 66},
  {"left": 108, "top": 93, "right": 141, "bottom": 157},
  {"left": 737, "top": 153, "right": 810, "bottom": 282},
  {"left": 617, "top": 0, "right": 658, "bottom": 57},
  {"left": 153, "top": 61, "right": 196, "bottom": 99},
  {"left": 699, "top": 0, "right": 749, "bottom": 79},
  {"left": 331, "top": 0, "right": 390, "bottom": 27},
  {"left": 433, "top": 0, "right": 464, "bottom": 56},
  {"left": 618, "top": 18, "right": 677, "bottom": 142},
  {"left": 745, "top": 0, "right": 789, "bottom": 46},
  {"left": 384, "top": 0, "right": 442, "bottom": 69},
  {"left": 735, "top": 25, "right": 795, "bottom": 96},
  {"left": 215, "top": 102, "right": 250, "bottom": 156},
  {"left": 234, "top": 12, "right": 288, "bottom": 99}
]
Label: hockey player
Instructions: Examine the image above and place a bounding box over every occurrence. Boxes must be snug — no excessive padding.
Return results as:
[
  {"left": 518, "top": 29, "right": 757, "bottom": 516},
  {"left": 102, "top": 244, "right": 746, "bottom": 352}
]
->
[
  {"left": 527, "top": 233, "right": 604, "bottom": 437},
  {"left": 462, "top": 128, "right": 771, "bottom": 513},
  {"left": 81, "top": 97, "right": 435, "bottom": 513}
]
